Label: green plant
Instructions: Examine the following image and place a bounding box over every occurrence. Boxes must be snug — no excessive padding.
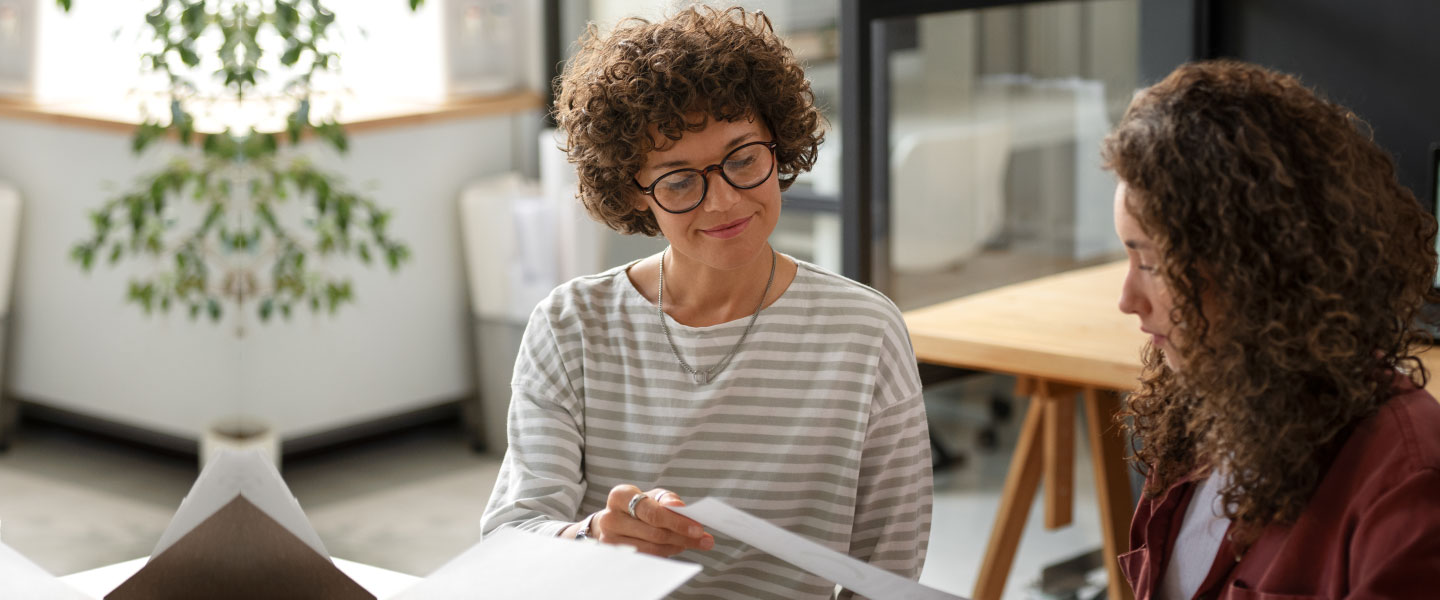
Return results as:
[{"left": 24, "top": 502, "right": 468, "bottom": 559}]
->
[{"left": 64, "top": 0, "right": 420, "bottom": 323}]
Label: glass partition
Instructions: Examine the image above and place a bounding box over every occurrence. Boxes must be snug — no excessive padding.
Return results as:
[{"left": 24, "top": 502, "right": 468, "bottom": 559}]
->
[{"left": 876, "top": 0, "right": 1139, "bottom": 309}]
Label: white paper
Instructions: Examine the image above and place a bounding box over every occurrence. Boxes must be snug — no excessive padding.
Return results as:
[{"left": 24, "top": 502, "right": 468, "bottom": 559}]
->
[
  {"left": 0, "top": 539, "right": 95, "bottom": 599},
  {"left": 150, "top": 449, "right": 329, "bottom": 559},
  {"left": 391, "top": 527, "right": 701, "bottom": 600},
  {"left": 57, "top": 557, "right": 147, "bottom": 598},
  {"left": 671, "top": 498, "right": 968, "bottom": 600}
]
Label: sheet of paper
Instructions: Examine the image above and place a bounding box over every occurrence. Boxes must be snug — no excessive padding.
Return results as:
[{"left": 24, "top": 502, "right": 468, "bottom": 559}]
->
[
  {"left": 0, "top": 539, "right": 95, "bottom": 599},
  {"left": 391, "top": 527, "right": 700, "bottom": 600},
  {"left": 671, "top": 498, "right": 968, "bottom": 600},
  {"left": 150, "top": 449, "right": 329, "bottom": 559}
]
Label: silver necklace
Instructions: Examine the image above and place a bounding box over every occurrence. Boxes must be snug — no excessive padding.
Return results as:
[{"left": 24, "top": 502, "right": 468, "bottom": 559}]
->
[{"left": 658, "top": 248, "right": 776, "bottom": 385}]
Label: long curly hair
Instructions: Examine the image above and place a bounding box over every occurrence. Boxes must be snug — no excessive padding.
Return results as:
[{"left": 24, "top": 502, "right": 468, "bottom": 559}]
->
[
  {"left": 1101, "top": 60, "right": 1439, "bottom": 545},
  {"left": 554, "top": 5, "right": 824, "bottom": 236}
]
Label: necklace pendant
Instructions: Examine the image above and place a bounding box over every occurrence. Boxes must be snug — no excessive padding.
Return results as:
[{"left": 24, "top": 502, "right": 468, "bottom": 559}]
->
[{"left": 659, "top": 248, "right": 775, "bottom": 389}]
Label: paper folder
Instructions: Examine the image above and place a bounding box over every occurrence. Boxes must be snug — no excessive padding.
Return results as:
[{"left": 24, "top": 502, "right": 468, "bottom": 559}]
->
[{"left": 105, "top": 449, "right": 371, "bottom": 600}]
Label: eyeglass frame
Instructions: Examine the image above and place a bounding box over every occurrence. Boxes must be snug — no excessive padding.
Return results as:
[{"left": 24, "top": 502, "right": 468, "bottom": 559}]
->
[{"left": 632, "top": 140, "right": 779, "bottom": 214}]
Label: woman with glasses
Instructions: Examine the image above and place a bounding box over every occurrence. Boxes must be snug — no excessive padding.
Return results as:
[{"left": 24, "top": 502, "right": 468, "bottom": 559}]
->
[
  {"left": 1106, "top": 60, "right": 1440, "bottom": 598},
  {"left": 480, "top": 7, "right": 932, "bottom": 600}
]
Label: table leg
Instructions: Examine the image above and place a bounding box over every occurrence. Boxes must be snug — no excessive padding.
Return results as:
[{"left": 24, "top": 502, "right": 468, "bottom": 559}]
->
[
  {"left": 973, "top": 383, "right": 1047, "bottom": 600},
  {"left": 1084, "top": 388, "right": 1135, "bottom": 600},
  {"left": 1041, "top": 381, "right": 1078, "bottom": 530}
]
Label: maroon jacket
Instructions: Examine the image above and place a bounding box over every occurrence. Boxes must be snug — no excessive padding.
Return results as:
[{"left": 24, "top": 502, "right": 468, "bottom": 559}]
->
[{"left": 1120, "top": 383, "right": 1440, "bottom": 599}]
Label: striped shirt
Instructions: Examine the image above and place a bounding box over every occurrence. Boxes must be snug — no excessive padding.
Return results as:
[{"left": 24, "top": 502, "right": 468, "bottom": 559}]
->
[{"left": 481, "top": 257, "right": 933, "bottom": 599}]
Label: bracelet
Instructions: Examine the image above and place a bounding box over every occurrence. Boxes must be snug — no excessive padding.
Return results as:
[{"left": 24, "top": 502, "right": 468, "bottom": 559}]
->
[{"left": 574, "top": 513, "right": 597, "bottom": 541}]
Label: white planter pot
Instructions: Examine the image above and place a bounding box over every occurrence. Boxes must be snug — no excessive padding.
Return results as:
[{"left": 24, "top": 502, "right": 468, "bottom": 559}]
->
[{"left": 200, "top": 417, "right": 280, "bottom": 470}]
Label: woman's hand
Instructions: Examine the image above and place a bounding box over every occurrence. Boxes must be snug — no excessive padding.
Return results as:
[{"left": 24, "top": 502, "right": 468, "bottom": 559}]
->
[{"left": 589, "top": 484, "right": 714, "bottom": 557}]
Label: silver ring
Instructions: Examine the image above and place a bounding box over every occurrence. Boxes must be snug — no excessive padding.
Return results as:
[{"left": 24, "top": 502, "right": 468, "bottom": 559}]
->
[{"left": 626, "top": 492, "right": 646, "bottom": 520}]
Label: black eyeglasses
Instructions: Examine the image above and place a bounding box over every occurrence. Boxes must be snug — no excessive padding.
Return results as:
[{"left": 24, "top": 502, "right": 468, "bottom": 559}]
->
[{"left": 633, "top": 141, "right": 778, "bottom": 214}]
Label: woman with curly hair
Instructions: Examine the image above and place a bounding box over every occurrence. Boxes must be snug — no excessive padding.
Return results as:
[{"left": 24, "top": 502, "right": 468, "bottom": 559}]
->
[
  {"left": 1105, "top": 60, "right": 1440, "bottom": 599},
  {"left": 479, "top": 7, "right": 931, "bottom": 598}
]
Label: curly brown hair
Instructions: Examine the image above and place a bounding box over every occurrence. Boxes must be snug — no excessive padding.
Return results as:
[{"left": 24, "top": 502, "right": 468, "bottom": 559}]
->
[
  {"left": 554, "top": 5, "right": 824, "bottom": 236},
  {"left": 1101, "top": 60, "right": 1439, "bottom": 546}
]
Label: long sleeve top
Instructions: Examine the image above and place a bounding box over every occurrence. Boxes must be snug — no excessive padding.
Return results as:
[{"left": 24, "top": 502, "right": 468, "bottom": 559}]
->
[
  {"left": 481, "top": 258, "right": 933, "bottom": 600},
  {"left": 1121, "top": 380, "right": 1440, "bottom": 599}
]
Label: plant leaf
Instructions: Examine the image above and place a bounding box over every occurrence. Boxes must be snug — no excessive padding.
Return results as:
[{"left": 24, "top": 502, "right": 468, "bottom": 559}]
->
[
  {"left": 132, "top": 122, "right": 164, "bottom": 154},
  {"left": 275, "top": 2, "right": 299, "bottom": 35},
  {"left": 181, "top": 3, "right": 207, "bottom": 36},
  {"left": 177, "top": 44, "right": 201, "bottom": 68},
  {"left": 171, "top": 100, "right": 194, "bottom": 145},
  {"left": 280, "top": 42, "right": 303, "bottom": 67},
  {"left": 286, "top": 99, "right": 310, "bottom": 144},
  {"left": 316, "top": 121, "right": 348, "bottom": 153}
]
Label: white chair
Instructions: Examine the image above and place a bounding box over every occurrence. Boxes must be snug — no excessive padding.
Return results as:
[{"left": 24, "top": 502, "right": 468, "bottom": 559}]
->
[
  {"left": 0, "top": 183, "right": 21, "bottom": 449},
  {"left": 890, "top": 121, "right": 1011, "bottom": 273}
]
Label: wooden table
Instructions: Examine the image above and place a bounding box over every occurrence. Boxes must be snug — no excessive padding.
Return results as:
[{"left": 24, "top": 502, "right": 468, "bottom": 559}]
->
[
  {"left": 905, "top": 260, "right": 1141, "bottom": 600},
  {"left": 904, "top": 260, "right": 1440, "bottom": 600}
]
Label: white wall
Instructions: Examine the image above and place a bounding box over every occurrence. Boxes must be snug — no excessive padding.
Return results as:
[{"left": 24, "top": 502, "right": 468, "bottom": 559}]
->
[{"left": 0, "top": 110, "right": 542, "bottom": 440}]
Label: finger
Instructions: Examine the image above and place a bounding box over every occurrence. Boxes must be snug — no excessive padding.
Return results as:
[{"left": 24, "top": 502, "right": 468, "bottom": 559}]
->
[
  {"left": 637, "top": 492, "right": 707, "bottom": 539},
  {"left": 647, "top": 490, "right": 710, "bottom": 548},
  {"left": 651, "top": 488, "right": 685, "bottom": 507},
  {"left": 607, "top": 484, "right": 645, "bottom": 512},
  {"left": 596, "top": 509, "right": 702, "bottom": 549},
  {"left": 599, "top": 487, "right": 710, "bottom": 551},
  {"left": 600, "top": 533, "right": 686, "bottom": 558}
]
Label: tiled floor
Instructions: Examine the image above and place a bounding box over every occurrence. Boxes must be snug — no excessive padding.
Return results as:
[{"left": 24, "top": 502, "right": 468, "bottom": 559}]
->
[{"left": 0, "top": 374, "right": 1118, "bottom": 599}]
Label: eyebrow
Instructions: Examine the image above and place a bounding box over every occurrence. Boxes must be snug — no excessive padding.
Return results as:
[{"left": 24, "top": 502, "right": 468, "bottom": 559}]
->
[
  {"left": 1124, "top": 240, "right": 1151, "bottom": 250},
  {"left": 648, "top": 132, "right": 757, "bottom": 171}
]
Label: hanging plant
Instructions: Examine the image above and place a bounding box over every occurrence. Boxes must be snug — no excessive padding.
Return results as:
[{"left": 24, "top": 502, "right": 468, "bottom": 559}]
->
[{"left": 64, "top": 0, "right": 419, "bottom": 324}]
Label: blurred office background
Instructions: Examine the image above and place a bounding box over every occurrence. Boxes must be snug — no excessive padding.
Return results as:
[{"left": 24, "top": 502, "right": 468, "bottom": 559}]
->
[{"left": 0, "top": 0, "right": 1436, "bottom": 598}]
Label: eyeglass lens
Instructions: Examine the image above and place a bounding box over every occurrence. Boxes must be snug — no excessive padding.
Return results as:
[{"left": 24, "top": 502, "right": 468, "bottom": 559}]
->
[{"left": 651, "top": 142, "right": 774, "bottom": 212}]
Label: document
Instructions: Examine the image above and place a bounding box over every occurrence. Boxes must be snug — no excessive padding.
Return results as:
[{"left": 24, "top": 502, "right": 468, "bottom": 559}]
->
[
  {"left": 0, "top": 539, "right": 94, "bottom": 599},
  {"left": 393, "top": 527, "right": 701, "bottom": 600},
  {"left": 671, "top": 498, "right": 968, "bottom": 600}
]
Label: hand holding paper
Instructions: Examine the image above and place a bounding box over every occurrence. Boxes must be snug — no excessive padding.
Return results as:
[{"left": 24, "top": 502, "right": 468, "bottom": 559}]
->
[{"left": 588, "top": 484, "right": 713, "bottom": 557}]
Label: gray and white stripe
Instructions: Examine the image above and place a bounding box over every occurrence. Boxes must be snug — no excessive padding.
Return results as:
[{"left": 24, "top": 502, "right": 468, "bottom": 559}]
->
[{"left": 482, "top": 257, "right": 933, "bottom": 600}]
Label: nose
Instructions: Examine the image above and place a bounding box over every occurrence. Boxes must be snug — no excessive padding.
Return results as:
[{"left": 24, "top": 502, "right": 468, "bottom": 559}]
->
[
  {"left": 1117, "top": 268, "right": 1150, "bottom": 317},
  {"left": 702, "top": 170, "right": 742, "bottom": 213}
]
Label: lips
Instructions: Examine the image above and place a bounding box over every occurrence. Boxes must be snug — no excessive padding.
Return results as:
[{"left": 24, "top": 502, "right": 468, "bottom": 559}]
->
[{"left": 701, "top": 216, "right": 752, "bottom": 239}]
